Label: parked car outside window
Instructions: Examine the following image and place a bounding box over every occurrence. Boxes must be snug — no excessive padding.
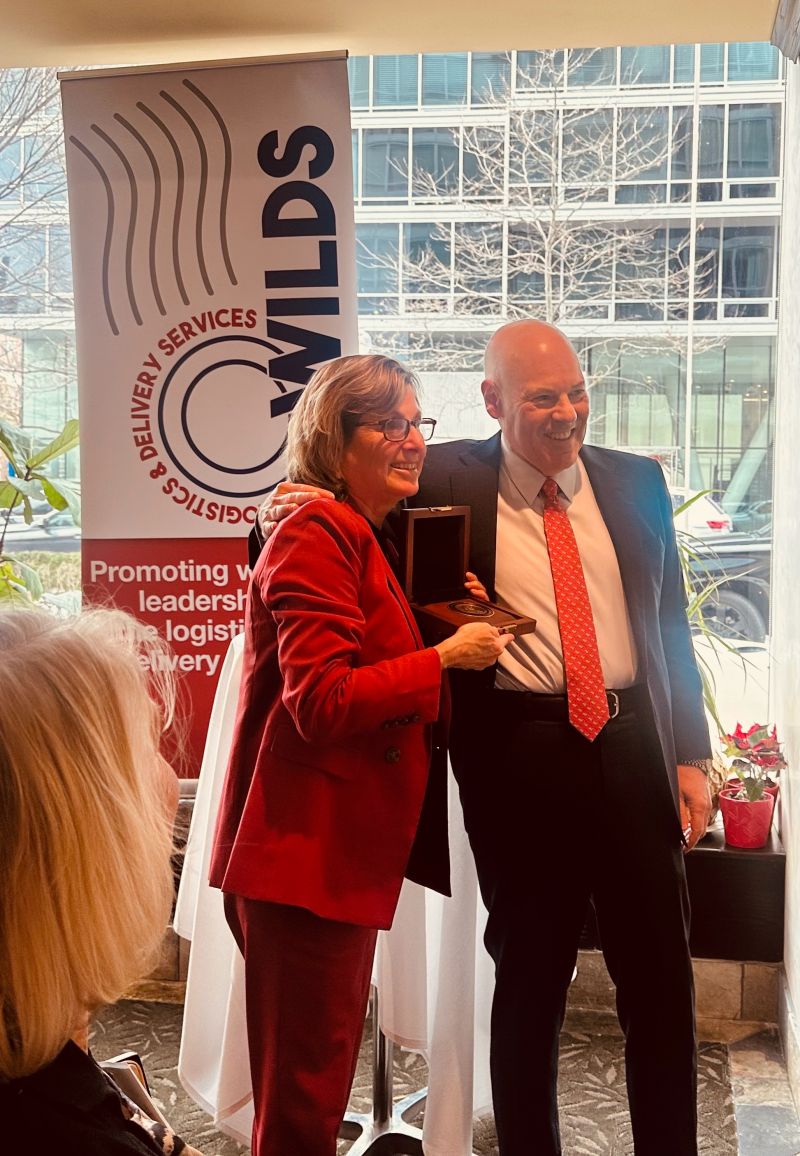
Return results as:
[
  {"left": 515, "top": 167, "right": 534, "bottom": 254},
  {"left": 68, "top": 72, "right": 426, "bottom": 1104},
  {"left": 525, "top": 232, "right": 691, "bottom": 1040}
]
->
[
  {"left": 689, "top": 525, "right": 771, "bottom": 642},
  {"left": 670, "top": 488, "right": 732, "bottom": 537},
  {"left": 730, "top": 499, "right": 772, "bottom": 534}
]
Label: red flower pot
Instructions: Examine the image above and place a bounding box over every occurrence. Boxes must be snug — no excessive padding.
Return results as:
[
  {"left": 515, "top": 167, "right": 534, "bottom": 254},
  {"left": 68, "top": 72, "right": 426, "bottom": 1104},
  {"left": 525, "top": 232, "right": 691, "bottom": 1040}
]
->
[
  {"left": 724, "top": 776, "right": 779, "bottom": 799},
  {"left": 719, "top": 787, "right": 775, "bottom": 849}
]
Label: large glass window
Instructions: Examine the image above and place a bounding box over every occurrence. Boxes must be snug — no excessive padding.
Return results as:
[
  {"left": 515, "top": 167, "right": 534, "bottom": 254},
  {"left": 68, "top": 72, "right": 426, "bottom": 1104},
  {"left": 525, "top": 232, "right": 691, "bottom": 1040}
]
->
[
  {"left": 351, "top": 129, "right": 359, "bottom": 198},
  {"left": 412, "top": 127, "right": 459, "bottom": 197},
  {"left": 568, "top": 47, "right": 617, "bottom": 87},
  {"left": 509, "top": 110, "right": 555, "bottom": 188},
  {"left": 453, "top": 221, "right": 503, "bottom": 306},
  {"left": 673, "top": 45, "right": 695, "bottom": 85},
  {"left": 373, "top": 55, "right": 418, "bottom": 107},
  {"left": 691, "top": 339, "right": 774, "bottom": 503},
  {"left": 624, "top": 108, "right": 669, "bottom": 178},
  {"left": 48, "top": 225, "right": 73, "bottom": 299},
  {"left": 516, "top": 50, "right": 564, "bottom": 89},
  {"left": 346, "top": 45, "right": 783, "bottom": 662},
  {"left": 347, "top": 57, "right": 369, "bottom": 108},
  {"left": 463, "top": 126, "right": 505, "bottom": 199},
  {"left": 356, "top": 223, "right": 399, "bottom": 311},
  {"left": 471, "top": 53, "right": 510, "bottom": 103},
  {"left": 722, "top": 225, "right": 776, "bottom": 299},
  {"left": 562, "top": 108, "right": 613, "bottom": 187},
  {"left": 404, "top": 223, "right": 451, "bottom": 294},
  {"left": 727, "top": 104, "right": 781, "bottom": 179},
  {"left": 362, "top": 129, "right": 408, "bottom": 200},
  {"left": 694, "top": 226, "right": 721, "bottom": 308},
  {"left": 0, "top": 140, "right": 22, "bottom": 202},
  {"left": 568, "top": 227, "right": 614, "bottom": 301},
  {"left": 422, "top": 54, "right": 467, "bottom": 105},
  {"left": 0, "top": 224, "right": 46, "bottom": 312},
  {"left": 587, "top": 341, "right": 685, "bottom": 459},
  {"left": 727, "top": 42, "right": 780, "bottom": 83},
  {"left": 671, "top": 106, "right": 693, "bottom": 182},
  {"left": 507, "top": 225, "right": 545, "bottom": 303},
  {"left": 620, "top": 46, "right": 670, "bottom": 86},
  {"left": 698, "top": 105, "right": 725, "bottom": 177},
  {"left": 615, "top": 228, "right": 667, "bottom": 303},
  {"left": 21, "top": 333, "right": 78, "bottom": 467},
  {"left": 700, "top": 43, "right": 724, "bottom": 83}
]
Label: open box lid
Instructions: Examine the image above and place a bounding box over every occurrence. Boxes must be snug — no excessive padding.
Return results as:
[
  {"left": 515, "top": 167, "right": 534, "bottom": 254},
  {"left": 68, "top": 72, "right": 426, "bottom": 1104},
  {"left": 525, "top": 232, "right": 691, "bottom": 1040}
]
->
[{"left": 400, "top": 506, "right": 471, "bottom": 605}]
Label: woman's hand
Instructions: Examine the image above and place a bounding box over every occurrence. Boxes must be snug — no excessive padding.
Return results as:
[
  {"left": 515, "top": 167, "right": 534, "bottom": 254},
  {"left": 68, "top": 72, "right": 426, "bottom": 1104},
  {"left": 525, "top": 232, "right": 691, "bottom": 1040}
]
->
[
  {"left": 257, "top": 482, "right": 335, "bottom": 538},
  {"left": 464, "top": 571, "right": 489, "bottom": 602},
  {"left": 434, "top": 622, "right": 512, "bottom": 670}
]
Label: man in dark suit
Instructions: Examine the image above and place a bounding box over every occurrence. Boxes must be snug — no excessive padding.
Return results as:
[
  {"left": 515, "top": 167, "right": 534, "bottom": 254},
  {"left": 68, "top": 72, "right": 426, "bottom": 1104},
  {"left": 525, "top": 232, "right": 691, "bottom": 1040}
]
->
[{"left": 257, "top": 320, "right": 712, "bottom": 1155}]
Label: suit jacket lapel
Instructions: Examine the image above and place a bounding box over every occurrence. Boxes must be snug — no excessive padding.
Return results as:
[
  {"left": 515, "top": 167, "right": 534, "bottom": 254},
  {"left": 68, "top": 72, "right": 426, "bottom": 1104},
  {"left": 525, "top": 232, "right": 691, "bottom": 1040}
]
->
[
  {"left": 453, "top": 433, "right": 502, "bottom": 598},
  {"left": 580, "top": 445, "right": 650, "bottom": 660}
]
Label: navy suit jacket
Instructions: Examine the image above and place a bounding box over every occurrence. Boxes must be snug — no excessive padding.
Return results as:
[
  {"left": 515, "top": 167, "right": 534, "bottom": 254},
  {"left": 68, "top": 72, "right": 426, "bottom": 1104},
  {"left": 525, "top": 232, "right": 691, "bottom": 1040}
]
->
[{"left": 414, "top": 433, "right": 712, "bottom": 817}]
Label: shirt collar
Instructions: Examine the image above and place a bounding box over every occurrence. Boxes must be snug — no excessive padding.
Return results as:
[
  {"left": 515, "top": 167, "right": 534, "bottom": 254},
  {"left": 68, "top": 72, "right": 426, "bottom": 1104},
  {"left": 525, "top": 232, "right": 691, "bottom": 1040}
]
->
[{"left": 500, "top": 435, "right": 582, "bottom": 507}]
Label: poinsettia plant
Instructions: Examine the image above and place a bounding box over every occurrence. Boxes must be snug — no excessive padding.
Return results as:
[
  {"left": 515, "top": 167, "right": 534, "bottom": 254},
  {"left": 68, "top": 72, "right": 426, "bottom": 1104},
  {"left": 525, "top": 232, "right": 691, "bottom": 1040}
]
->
[{"left": 722, "top": 723, "right": 787, "bottom": 802}]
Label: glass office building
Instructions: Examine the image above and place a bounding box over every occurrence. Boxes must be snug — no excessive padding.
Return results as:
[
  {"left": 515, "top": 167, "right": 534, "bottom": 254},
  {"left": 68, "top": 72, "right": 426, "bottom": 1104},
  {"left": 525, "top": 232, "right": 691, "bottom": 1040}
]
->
[
  {"left": 350, "top": 43, "right": 783, "bottom": 506},
  {"left": 0, "top": 43, "right": 784, "bottom": 502},
  {"left": 0, "top": 71, "right": 76, "bottom": 477}
]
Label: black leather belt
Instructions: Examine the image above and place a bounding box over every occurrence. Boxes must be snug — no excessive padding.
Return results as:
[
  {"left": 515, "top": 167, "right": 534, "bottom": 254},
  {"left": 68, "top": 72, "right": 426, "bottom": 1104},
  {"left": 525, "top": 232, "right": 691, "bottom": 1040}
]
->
[{"left": 490, "top": 685, "right": 642, "bottom": 722}]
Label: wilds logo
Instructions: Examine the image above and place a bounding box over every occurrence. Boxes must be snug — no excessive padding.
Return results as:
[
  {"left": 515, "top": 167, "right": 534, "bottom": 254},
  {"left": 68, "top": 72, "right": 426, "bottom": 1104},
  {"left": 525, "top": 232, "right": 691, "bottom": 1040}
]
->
[{"left": 70, "top": 82, "right": 345, "bottom": 520}]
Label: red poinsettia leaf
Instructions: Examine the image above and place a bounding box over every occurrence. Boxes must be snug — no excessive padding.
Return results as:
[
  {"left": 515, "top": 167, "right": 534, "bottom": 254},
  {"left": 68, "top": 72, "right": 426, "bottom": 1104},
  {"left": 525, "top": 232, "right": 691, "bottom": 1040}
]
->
[{"left": 749, "top": 725, "right": 771, "bottom": 747}]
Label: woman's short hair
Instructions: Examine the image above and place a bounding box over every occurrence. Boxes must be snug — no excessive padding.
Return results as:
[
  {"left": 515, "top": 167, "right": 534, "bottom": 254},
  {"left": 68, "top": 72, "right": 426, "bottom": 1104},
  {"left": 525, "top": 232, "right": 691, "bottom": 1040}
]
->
[
  {"left": 286, "top": 354, "right": 420, "bottom": 498},
  {"left": 0, "top": 608, "right": 176, "bottom": 1079}
]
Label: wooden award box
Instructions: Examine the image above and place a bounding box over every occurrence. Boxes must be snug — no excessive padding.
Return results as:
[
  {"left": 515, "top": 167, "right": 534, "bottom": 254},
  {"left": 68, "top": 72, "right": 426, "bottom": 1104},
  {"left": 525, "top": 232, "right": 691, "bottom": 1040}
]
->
[{"left": 399, "top": 506, "right": 536, "bottom": 642}]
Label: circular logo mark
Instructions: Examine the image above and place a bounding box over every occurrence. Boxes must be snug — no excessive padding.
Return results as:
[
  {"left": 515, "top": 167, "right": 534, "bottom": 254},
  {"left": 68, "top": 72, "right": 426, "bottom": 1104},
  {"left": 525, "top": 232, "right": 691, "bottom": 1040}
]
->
[
  {"left": 157, "top": 334, "right": 298, "bottom": 498},
  {"left": 448, "top": 599, "right": 495, "bottom": 617}
]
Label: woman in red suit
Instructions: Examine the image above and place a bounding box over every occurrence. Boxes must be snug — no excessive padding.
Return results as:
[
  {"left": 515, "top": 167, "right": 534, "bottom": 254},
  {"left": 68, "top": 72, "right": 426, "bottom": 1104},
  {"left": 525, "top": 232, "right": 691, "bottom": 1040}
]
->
[{"left": 210, "top": 354, "right": 509, "bottom": 1156}]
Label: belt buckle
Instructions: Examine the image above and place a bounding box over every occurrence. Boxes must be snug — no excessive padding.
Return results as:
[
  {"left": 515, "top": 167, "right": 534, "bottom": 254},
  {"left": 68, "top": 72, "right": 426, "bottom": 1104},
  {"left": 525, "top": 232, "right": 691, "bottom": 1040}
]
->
[{"left": 606, "top": 690, "right": 620, "bottom": 720}]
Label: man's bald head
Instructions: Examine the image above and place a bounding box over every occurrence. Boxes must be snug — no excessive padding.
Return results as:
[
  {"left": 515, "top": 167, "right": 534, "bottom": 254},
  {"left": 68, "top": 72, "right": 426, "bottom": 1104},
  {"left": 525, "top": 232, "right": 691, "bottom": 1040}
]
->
[
  {"left": 484, "top": 320, "right": 581, "bottom": 385},
  {"left": 481, "top": 320, "right": 589, "bottom": 475}
]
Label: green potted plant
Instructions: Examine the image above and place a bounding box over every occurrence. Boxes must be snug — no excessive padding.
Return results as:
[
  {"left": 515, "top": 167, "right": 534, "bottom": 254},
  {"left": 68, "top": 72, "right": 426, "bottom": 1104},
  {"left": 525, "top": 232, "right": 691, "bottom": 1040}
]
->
[
  {"left": 718, "top": 723, "right": 786, "bottom": 848},
  {"left": 0, "top": 417, "right": 80, "bottom": 604},
  {"left": 673, "top": 489, "right": 767, "bottom": 819}
]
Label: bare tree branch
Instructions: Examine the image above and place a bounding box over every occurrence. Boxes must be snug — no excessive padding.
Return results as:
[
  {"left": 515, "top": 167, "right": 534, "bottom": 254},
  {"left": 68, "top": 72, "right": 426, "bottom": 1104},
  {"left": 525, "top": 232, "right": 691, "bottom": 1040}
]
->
[{"left": 358, "top": 49, "right": 723, "bottom": 384}]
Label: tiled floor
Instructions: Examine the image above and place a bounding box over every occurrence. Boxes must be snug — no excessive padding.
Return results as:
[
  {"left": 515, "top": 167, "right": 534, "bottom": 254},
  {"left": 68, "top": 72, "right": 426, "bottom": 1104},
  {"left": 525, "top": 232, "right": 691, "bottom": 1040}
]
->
[
  {"left": 88, "top": 1001, "right": 800, "bottom": 1154},
  {"left": 730, "top": 1030, "right": 800, "bottom": 1156}
]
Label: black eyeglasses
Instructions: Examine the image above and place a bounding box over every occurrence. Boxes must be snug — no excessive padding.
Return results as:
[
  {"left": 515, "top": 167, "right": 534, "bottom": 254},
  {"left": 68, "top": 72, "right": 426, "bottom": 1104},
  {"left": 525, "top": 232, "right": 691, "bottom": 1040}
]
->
[{"left": 355, "top": 417, "right": 437, "bottom": 442}]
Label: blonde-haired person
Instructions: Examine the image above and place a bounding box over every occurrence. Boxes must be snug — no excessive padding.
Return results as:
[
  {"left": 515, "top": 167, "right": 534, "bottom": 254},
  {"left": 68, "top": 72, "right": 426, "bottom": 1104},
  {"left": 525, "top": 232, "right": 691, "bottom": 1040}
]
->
[
  {"left": 210, "top": 353, "right": 511, "bottom": 1156},
  {"left": 0, "top": 608, "right": 201, "bottom": 1156}
]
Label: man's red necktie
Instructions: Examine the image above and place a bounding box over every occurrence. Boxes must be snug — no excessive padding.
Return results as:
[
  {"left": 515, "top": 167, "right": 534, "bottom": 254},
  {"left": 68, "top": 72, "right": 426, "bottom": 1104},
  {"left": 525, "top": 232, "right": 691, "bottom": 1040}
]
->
[{"left": 541, "top": 476, "right": 610, "bottom": 741}]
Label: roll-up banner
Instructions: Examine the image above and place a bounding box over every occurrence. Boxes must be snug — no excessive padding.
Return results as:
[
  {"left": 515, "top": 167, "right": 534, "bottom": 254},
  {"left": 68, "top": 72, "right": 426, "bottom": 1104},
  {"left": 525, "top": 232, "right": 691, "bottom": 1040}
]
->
[{"left": 60, "top": 53, "right": 357, "bottom": 772}]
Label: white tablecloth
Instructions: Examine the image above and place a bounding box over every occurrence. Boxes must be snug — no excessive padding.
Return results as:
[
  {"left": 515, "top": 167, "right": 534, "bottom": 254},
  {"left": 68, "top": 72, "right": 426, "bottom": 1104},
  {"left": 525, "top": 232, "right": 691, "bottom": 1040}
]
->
[{"left": 174, "top": 633, "right": 495, "bottom": 1155}]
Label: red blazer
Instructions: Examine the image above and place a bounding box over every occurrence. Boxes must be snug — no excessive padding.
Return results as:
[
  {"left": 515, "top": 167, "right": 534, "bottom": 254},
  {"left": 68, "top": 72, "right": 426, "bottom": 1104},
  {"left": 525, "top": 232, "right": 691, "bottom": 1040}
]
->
[{"left": 209, "top": 499, "right": 446, "bottom": 929}]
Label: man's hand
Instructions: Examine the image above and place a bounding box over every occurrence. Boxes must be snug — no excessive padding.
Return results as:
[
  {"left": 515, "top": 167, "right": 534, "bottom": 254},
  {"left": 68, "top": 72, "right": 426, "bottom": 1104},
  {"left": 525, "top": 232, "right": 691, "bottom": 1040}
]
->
[
  {"left": 464, "top": 571, "right": 489, "bottom": 602},
  {"left": 257, "top": 481, "right": 334, "bottom": 539},
  {"left": 677, "top": 763, "right": 712, "bottom": 851}
]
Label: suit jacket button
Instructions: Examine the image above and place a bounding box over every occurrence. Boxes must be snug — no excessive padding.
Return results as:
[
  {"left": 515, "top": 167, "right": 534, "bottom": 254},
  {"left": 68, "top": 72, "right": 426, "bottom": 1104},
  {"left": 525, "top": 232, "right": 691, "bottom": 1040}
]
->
[{"left": 384, "top": 746, "right": 401, "bottom": 764}]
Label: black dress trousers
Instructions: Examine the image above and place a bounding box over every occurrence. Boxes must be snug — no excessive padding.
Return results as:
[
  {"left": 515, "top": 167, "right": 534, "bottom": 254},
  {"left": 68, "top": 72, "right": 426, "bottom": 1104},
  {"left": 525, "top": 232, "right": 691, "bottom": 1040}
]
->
[{"left": 448, "top": 682, "right": 697, "bottom": 1156}]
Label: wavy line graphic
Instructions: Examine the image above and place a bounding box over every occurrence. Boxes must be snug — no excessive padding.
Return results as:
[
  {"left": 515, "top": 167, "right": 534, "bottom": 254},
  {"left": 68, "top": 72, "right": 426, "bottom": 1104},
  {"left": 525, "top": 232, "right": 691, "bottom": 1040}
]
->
[
  {"left": 92, "top": 123, "right": 143, "bottom": 327},
  {"left": 183, "top": 79, "right": 238, "bottom": 288},
  {"left": 70, "top": 82, "right": 239, "bottom": 333},
  {"left": 137, "top": 101, "right": 190, "bottom": 308},
  {"left": 161, "top": 90, "right": 213, "bottom": 296},
  {"left": 68, "top": 136, "right": 119, "bottom": 336},
  {"left": 114, "top": 112, "right": 166, "bottom": 316}
]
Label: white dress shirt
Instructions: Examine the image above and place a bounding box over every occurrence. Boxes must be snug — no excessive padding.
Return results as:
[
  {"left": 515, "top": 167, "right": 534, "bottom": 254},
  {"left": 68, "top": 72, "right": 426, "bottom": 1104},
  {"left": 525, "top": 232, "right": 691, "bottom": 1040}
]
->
[{"left": 494, "top": 438, "right": 638, "bottom": 693}]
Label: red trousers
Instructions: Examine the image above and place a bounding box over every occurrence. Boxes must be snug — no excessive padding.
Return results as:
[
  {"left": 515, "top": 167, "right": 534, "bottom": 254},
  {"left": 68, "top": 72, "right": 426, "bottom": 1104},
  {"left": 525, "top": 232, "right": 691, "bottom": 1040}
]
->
[{"left": 224, "top": 894, "right": 377, "bottom": 1156}]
